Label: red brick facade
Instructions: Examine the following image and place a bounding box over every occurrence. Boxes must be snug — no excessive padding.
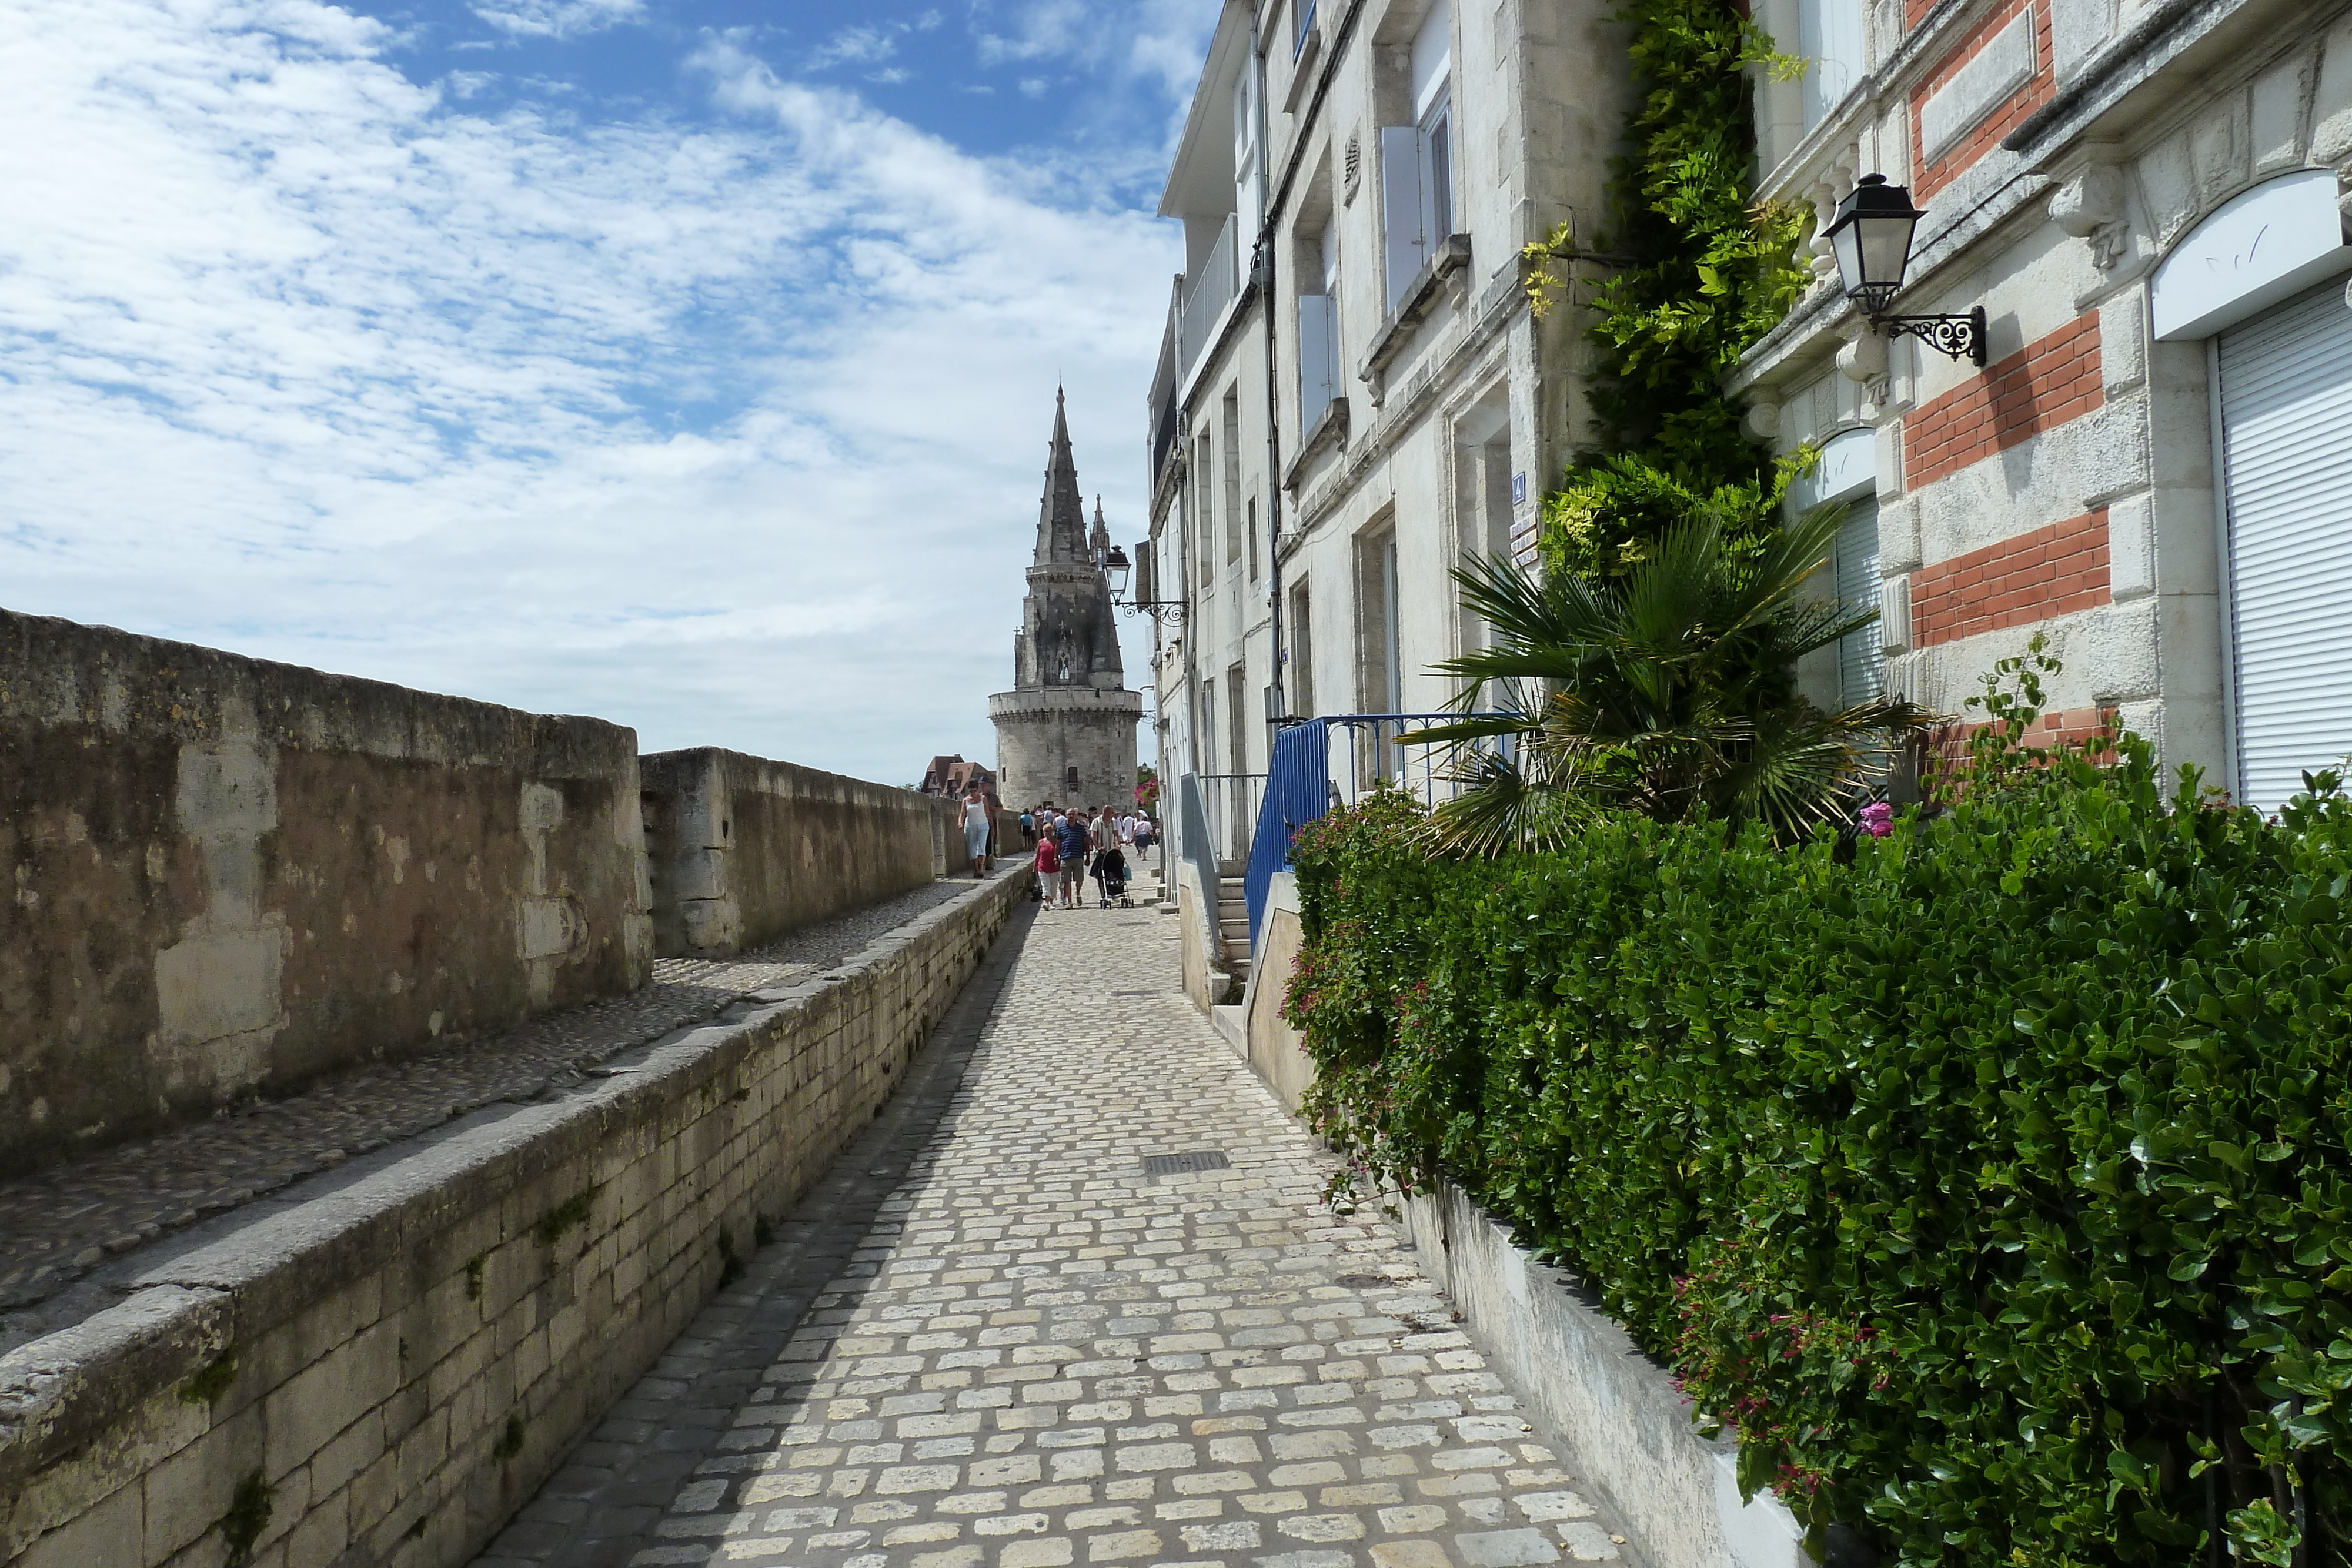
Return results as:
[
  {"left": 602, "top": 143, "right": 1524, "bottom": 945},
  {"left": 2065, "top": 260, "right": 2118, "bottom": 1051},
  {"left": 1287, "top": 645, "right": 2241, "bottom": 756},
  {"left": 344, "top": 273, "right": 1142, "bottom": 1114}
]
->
[
  {"left": 1910, "top": 0, "right": 2054, "bottom": 200},
  {"left": 1910, "top": 509, "right": 2111, "bottom": 648},
  {"left": 1903, "top": 312, "right": 2102, "bottom": 489}
]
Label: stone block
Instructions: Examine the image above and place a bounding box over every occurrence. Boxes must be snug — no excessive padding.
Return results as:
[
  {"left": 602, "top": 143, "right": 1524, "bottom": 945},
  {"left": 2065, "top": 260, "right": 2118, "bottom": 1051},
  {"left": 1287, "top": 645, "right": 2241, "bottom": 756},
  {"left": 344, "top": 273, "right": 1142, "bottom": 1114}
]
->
[
  {"left": 262, "top": 1324, "right": 400, "bottom": 1482},
  {"left": 15, "top": 1478, "right": 140, "bottom": 1568},
  {"left": 2252, "top": 49, "right": 2315, "bottom": 172},
  {"left": 2317, "top": 17, "right": 2352, "bottom": 163}
]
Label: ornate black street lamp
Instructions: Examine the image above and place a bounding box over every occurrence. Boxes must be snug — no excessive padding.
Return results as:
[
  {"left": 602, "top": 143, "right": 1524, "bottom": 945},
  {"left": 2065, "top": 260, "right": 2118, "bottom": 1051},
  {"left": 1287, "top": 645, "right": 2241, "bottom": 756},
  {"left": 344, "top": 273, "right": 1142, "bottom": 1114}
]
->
[
  {"left": 1101, "top": 545, "right": 1187, "bottom": 624},
  {"left": 1828, "top": 175, "right": 1987, "bottom": 366}
]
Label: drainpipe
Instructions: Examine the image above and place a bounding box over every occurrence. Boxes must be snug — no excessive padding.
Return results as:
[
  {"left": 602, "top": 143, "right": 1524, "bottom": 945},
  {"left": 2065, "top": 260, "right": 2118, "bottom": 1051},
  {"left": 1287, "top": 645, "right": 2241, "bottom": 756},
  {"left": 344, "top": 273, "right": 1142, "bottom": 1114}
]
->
[{"left": 1251, "top": 10, "right": 1286, "bottom": 743}]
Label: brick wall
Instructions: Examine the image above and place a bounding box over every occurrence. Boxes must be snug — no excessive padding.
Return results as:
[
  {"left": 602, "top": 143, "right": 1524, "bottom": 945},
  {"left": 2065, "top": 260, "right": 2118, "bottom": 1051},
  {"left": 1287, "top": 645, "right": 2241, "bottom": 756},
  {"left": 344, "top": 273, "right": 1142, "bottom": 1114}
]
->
[
  {"left": 1903, "top": 312, "right": 2102, "bottom": 489},
  {"left": 1910, "top": 508, "right": 2111, "bottom": 648},
  {"left": 1910, "top": 0, "right": 2053, "bottom": 200},
  {"left": 0, "top": 871, "right": 1028, "bottom": 1568}
]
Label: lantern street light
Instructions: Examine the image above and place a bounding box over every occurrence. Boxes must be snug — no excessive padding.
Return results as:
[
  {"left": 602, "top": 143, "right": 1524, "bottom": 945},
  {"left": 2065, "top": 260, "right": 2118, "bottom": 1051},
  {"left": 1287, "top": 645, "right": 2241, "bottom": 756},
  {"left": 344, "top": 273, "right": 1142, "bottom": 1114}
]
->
[
  {"left": 1826, "top": 175, "right": 1987, "bottom": 367},
  {"left": 1100, "top": 544, "right": 1187, "bottom": 624}
]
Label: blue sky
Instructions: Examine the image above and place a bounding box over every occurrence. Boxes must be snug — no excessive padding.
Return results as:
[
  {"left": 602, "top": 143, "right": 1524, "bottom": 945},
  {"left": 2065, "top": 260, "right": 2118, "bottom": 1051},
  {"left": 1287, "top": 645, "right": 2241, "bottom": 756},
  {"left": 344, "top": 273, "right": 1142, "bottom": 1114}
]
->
[{"left": 0, "top": 0, "right": 1212, "bottom": 784}]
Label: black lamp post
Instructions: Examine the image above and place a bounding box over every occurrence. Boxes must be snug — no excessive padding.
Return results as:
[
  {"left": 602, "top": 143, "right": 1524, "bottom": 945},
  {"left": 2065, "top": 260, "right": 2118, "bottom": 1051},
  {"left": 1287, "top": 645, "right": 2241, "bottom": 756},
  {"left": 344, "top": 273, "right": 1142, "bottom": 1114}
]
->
[
  {"left": 1101, "top": 545, "right": 1187, "bottom": 624},
  {"left": 1827, "top": 175, "right": 1987, "bottom": 367}
]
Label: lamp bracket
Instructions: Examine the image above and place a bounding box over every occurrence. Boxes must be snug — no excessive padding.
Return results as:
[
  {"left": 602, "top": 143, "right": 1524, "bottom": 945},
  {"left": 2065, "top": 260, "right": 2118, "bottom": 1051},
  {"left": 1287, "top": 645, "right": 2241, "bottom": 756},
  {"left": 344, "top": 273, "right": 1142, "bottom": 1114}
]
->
[
  {"left": 1872, "top": 305, "right": 1988, "bottom": 367},
  {"left": 1115, "top": 599, "right": 1188, "bottom": 625}
]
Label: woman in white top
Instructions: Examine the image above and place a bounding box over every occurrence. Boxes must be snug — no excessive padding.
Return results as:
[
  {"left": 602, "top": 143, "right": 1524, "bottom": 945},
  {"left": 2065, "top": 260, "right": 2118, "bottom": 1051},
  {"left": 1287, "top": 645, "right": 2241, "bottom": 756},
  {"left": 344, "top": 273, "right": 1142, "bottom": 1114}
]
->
[{"left": 962, "top": 784, "right": 993, "bottom": 878}]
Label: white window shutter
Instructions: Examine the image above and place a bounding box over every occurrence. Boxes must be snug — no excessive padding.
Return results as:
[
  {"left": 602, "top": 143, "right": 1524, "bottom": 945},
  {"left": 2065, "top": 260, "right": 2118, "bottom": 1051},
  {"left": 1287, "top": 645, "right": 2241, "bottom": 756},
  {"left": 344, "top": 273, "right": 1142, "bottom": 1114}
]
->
[
  {"left": 1298, "top": 293, "right": 1334, "bottom": 432},
  {"left": 1380, "top": 125, "right": 1424, "bottom": 316}
]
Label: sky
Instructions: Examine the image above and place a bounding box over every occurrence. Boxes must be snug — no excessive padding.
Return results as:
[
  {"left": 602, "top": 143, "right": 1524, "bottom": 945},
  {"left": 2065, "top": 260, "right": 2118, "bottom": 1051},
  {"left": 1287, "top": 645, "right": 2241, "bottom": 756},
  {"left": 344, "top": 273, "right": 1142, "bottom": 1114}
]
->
[{"left": 0, "top": 0, "right": 1214, "bottom": 785}]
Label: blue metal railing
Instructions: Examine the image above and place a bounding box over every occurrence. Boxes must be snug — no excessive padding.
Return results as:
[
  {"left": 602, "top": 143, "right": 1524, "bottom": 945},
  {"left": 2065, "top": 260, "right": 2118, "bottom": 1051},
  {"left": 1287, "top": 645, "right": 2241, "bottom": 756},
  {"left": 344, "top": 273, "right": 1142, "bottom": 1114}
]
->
[{"left": 1240, "top": 713, "right": 1503, "bottom": 951}]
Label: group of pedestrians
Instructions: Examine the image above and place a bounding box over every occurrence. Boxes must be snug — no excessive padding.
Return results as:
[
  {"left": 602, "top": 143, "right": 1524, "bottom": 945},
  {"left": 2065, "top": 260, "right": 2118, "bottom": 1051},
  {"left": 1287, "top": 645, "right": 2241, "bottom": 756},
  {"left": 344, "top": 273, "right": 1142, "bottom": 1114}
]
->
[{"left": 1018, "top": 802, "right": 1157, "bottom": 910}]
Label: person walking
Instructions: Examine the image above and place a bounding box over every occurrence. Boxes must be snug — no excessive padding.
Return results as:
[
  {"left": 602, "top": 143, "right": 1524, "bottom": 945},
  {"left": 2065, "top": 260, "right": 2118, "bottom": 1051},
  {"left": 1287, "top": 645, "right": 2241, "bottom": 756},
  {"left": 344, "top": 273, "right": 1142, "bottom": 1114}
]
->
[
  {"left": 1032, "top": 823, "right": 1060, "bottom": 905},
  {"left": 961, "top": 782, "right": 992, "bottom": 879},
  {"left": 1055, "top": 810, "right": 1091, "bottom": 910}
]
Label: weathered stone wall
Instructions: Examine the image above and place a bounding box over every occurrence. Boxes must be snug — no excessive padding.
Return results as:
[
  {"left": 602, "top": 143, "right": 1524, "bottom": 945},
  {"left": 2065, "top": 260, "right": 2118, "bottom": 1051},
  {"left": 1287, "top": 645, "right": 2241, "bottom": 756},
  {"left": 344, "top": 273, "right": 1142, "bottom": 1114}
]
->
[
  {"left": 987, "top": 686, "right": 1142, "bottom": 817},
  {"left": 0, "top": 609, "right": 653, "bottom": 1181},
  {"left": 0, "top": 868, "right": 1028, "bottom": 1568},
  {"left": 639, "top": 748, "right": 961, "bottom": 958}
]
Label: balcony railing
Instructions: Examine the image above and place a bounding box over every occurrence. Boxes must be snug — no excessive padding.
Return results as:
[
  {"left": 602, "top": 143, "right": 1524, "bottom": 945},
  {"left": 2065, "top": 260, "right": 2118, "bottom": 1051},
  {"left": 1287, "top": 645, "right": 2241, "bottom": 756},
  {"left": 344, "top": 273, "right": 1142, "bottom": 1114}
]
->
[{"left": 1175, "top": 214, "right": 1240, "bottom": 384}]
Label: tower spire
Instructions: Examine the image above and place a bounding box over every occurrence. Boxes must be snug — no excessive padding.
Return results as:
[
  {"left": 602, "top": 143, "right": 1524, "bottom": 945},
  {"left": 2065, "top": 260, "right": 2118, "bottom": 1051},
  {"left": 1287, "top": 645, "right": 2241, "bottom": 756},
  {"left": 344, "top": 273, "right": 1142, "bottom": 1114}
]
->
[{"left": 1035, "top": 388, "right": 1090, "bottom": 567}]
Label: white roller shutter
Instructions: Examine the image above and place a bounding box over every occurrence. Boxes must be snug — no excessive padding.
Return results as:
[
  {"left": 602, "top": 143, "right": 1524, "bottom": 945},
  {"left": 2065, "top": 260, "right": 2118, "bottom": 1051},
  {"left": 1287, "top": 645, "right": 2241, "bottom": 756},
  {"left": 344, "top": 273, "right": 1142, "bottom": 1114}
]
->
[
  {"left": 2219, "top": 275, "right": 2352, "bottom": 813},
  {"left": 1835, "top": 499, "right": 1884, "bottom": 706}
]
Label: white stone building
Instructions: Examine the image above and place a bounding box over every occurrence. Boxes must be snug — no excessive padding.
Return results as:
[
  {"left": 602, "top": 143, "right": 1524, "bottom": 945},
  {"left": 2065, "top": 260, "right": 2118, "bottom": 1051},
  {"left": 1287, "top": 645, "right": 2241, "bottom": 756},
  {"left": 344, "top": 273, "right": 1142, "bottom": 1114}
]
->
[
  {"left": 1732, "top": 0, "right": 2352, "bottom": 811},
  {"left": 1141, "top": 0, "right": 1638, "bottom": 868}
]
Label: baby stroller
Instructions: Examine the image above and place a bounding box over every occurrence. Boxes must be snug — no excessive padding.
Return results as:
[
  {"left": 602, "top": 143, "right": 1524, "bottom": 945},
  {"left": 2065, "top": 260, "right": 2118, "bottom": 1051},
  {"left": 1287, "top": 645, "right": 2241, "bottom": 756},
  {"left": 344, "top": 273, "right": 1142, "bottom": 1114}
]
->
[{"left": 1091, "top": 844, "right": 1132, "bottom": 908}]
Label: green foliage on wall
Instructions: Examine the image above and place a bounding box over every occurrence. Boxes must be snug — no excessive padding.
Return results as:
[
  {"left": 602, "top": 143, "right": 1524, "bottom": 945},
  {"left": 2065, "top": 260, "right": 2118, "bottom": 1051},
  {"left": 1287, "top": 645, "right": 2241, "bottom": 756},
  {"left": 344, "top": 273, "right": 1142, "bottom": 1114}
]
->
[
  {"left": 1285, "top": 698, "right": 2352, "bottom": 1562},
  {"left": 1522, "top": 0, "right": 1810, "bottom": 577}
]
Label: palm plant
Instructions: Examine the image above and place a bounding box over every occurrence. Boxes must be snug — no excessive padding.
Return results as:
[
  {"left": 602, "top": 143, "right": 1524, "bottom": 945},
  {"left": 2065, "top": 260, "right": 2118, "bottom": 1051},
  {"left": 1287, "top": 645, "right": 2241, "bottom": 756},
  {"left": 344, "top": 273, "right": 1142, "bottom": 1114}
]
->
[{"left": 1408, "top": 509, "right": 1935, "bottom": 857}]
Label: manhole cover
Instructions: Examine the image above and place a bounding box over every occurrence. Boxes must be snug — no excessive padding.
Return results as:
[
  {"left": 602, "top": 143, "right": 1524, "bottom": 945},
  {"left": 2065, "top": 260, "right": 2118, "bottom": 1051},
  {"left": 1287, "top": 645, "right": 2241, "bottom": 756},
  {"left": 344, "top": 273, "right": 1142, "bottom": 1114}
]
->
[{"left": 1142, "top": 1150, "right": 1231, "bottom": 1175}]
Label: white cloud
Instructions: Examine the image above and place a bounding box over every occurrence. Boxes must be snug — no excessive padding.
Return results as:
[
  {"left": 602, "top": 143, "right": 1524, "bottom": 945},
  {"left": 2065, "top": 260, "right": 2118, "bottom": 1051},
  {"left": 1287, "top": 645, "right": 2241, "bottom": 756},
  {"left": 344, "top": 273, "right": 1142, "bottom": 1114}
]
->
[
  {"left": 470, "top": 0, "right": 644, "bottom": 39},
  {"left": 0, "top": 0, "right": 1191, "bottom": 783}
]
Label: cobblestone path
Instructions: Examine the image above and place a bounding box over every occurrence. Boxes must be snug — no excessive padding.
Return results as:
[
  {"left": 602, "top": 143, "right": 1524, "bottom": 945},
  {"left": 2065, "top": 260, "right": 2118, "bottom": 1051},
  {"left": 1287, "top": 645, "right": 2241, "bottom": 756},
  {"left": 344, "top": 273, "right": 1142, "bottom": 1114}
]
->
[{"left": 483, "top": 888, "right": 1646, "bottom": 1568}]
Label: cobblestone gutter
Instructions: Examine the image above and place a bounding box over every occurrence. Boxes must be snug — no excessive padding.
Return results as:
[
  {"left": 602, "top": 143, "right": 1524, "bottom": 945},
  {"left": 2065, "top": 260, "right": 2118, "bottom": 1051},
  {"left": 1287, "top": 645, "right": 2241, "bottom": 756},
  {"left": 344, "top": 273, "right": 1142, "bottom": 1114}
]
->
[{"left": 0, "top": 865, "right": 1031, "bottom": 1568}]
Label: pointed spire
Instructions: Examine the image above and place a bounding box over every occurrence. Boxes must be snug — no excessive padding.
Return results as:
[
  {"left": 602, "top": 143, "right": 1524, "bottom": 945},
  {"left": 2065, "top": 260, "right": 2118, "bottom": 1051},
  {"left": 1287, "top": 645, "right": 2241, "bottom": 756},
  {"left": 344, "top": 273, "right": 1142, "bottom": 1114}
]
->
[{"left": 1035, "top": 389, "right": 1090, "bottom": 567}]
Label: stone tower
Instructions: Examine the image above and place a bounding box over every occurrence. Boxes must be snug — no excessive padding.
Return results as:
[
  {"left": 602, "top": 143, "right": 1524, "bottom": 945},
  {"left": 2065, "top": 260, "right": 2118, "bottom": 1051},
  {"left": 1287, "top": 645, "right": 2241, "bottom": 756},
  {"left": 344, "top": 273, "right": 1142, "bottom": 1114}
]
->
[{"left": 988, "top": 391, "right": 1144, "bottom": 814}]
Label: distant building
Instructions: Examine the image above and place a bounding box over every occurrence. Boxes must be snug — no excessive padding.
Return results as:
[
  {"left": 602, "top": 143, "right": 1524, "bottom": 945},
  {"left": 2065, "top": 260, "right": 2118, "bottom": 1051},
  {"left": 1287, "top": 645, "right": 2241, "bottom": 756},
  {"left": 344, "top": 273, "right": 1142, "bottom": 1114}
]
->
[
  {"left": 918, "top": 755, "right": 998, "bottom": 807},
  {"left": 989, "top": 393, "right": 1145, "bottom": 814}
]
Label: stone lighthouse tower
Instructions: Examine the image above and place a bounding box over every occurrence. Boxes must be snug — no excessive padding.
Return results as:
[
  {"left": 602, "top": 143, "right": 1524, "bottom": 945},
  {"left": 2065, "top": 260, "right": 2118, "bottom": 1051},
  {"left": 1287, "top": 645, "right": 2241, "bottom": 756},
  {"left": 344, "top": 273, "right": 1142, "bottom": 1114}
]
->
[{"left": 989, "top": 391, "right": 1143, "bottom": 814}]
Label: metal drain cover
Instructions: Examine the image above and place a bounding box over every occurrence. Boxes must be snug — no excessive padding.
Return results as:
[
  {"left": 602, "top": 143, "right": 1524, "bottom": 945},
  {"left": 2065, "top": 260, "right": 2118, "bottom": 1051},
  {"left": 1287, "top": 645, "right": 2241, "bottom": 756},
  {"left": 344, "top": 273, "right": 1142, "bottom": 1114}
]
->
[
  {"left": 1111, "top": 989, "right": 1155, "bottom": 997},
  {"left": 1142, "top": 1150, "right": 1231, "bottom": 1175}
]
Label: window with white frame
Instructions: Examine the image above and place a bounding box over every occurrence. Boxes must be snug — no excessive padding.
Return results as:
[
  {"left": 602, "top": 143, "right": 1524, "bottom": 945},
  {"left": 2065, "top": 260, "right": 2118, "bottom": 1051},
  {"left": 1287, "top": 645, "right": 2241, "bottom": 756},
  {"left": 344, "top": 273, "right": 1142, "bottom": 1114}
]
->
[
  {"left": 1380, "top": 1, "right": 1454, "bottom": 315},
  {"left": 1798, "top": 0, "right": 1866, "bottom": 130}
]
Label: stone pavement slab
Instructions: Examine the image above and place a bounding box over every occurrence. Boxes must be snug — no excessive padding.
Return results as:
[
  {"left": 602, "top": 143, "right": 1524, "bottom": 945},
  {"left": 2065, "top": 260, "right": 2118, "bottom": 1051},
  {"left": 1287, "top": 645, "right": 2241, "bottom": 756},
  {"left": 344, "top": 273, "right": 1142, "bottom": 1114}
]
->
[
  {"left": 480, "top": 880, "right": 1646, "bottom": 1568},
  {"left": 0, "top": 878, "right": 975, "bottom": 1346}
]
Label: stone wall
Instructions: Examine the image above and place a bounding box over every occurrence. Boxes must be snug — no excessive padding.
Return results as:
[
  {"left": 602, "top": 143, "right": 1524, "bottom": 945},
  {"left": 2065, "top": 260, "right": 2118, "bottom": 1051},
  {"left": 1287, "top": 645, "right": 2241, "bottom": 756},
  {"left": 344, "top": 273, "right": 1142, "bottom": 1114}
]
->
[
  {"left": 640, "top": 748, "right": 963, "bottom": 958},
  {"left": 0, "top": 868, "right": 1029, "bottom": 1568},
  {"left": 0, "top": 609, "right": 653, "bottom": 1181}
]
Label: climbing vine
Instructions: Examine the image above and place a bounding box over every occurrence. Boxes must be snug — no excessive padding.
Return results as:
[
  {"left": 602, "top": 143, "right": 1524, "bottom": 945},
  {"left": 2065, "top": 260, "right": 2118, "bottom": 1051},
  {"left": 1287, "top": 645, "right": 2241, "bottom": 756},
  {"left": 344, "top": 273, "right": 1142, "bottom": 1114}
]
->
[{"left": 1522, "top": 0, "right": 1813, "bottom": 577}]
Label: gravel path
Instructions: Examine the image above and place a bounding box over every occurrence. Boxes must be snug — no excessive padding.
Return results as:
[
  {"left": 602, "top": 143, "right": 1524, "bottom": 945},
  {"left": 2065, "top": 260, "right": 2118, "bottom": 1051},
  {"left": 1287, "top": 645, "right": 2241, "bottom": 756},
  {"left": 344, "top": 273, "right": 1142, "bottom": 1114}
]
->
[{"left": 0, "top": 877, "right": 981, "bottom": 1350}]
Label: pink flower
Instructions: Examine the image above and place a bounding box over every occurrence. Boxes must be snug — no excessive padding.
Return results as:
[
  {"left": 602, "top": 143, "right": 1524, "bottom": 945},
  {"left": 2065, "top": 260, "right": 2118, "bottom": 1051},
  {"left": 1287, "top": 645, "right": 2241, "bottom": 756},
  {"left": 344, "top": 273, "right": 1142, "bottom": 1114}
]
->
[{"left": 1858, "top": 801, "right": 1895, "bottom": 839}]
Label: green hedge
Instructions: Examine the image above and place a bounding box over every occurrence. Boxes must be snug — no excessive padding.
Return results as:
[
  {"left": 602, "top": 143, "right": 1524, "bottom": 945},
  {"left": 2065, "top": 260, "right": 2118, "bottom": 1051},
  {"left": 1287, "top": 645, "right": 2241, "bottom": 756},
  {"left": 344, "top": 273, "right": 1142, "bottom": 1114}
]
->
[{"left": 1285, "top": 738, "right": 2352, "bottom": 1566}]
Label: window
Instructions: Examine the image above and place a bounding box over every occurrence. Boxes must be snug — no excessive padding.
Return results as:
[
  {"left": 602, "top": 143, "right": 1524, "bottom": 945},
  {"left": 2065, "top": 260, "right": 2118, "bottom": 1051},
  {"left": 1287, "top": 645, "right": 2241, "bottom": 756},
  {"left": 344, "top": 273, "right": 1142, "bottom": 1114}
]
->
[
  {"left": 1295, "top": 0, "right": 1318, "bottom": 58},
  {"left": 1247, "top": 497, "right": 1260, "bottom": 582},
  {"left": 1454, "top": 407, "right": 1513, "bottom": 653},
  {"left": 1221, "top": 390, "right": 1242, "bottom": 566},
  {"left": 1194, "top": 433, "right": 1215, "bottom": 589},
  {"left": 1379, "top": 2, "right": 1454, "bottom": 315},
  {"left": 1358, "top": 527, "right": 1402, "bottom": 707},
  {"left": 1799, "top": 0, "right": 1866, "bottom": 130},
  {"left": 1289, "top": 582, "right": 1315, "bottom": 719},
  {"left": 1298, "top": 222, "right": 1339, "bottom": 436},
  {"left": 1227, "top": 664, "right": 1250, "bottom": 774},
  {"left": 1833, "top": 500, "right": 1885, "bottom": 705}
]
